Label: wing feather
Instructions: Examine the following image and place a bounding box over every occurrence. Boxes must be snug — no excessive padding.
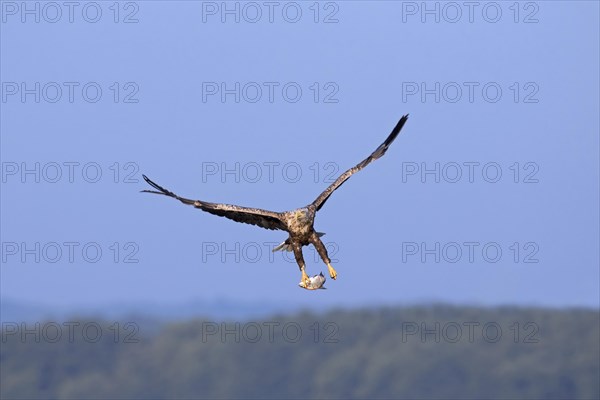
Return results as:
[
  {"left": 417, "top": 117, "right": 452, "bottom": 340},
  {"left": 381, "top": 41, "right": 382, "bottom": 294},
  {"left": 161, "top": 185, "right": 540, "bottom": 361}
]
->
[
  {"left": 142, "top": 175, "right": 287, "bottom": 231},
  {"left": 311, "top": 115, "right": 408, "bottom": 211}
]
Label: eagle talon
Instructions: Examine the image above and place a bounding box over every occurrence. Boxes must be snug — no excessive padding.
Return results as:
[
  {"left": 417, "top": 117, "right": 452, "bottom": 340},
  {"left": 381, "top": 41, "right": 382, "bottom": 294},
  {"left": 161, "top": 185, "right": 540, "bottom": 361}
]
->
[
  {"left": 301, "top": 271, "right": 311, "bottom": 287},
  {"left": 327, "top": 263, "right": 337, "bottom": 280}
]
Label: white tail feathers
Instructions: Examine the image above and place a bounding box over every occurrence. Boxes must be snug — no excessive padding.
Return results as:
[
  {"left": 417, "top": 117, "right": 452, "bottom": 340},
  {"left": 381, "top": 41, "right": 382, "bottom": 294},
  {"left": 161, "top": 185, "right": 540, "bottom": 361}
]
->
[
  {"left": 272, "top": 242, "right": 292, "bottom": 252},
  {"left": 272, "top": 232, "right": 325, "bottom": 252}
]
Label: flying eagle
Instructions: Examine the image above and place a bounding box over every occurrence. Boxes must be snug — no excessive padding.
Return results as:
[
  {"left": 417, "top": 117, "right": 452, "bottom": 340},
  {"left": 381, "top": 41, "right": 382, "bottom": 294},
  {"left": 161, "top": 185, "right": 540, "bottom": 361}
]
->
[{"left": 142, "top": 115, "right": 409, "bottom": 289}]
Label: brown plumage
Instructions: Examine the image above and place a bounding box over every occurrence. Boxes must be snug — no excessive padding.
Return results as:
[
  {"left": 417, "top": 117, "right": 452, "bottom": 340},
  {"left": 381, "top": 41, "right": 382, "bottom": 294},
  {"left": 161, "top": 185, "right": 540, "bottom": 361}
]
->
[{"left": 142, "top": 115, "right": 409, "bottom": 289}]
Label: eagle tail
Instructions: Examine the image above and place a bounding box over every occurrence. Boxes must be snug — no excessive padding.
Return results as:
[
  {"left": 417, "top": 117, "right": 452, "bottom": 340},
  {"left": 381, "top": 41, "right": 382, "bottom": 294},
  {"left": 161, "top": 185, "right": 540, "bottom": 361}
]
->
[
  {"left": 272, "top": 232, "right": 326, "bottom": 252},
  {"left": 272, "top": 241, "right": 292, "bottom": 252}
]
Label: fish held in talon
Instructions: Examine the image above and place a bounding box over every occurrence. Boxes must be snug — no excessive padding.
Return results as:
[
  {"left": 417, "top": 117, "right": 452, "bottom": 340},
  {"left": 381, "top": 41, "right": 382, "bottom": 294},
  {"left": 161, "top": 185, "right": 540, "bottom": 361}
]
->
[
  {"left": 141, "top": 115, "right": 409, "bottom": 289},
  {"left": 298, "top": 272, "right": 327, "bottom": 290}
]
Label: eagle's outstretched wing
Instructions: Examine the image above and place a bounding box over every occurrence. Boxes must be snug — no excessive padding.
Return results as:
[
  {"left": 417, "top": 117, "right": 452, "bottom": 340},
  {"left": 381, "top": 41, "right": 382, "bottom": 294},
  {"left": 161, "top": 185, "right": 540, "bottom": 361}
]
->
[
  {"left": 311, "top": 115, "right": 408, "bottom": 211},
  {"left": 141, "top": 175, "right": 287, "bottom": 231}
]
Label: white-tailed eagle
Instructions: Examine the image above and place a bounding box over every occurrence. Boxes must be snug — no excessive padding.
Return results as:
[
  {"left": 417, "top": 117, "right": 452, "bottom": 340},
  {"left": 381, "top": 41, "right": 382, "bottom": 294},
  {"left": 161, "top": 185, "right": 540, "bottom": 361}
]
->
[{"left": 142, "top": 115, "right": 409, "bottom": 289}]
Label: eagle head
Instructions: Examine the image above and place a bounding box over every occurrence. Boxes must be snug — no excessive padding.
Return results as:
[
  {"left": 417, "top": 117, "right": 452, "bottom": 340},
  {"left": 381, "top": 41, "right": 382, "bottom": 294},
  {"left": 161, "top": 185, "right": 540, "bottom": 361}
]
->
[{"left": 294, "top": 208, "right": 310, "bottom": 223}]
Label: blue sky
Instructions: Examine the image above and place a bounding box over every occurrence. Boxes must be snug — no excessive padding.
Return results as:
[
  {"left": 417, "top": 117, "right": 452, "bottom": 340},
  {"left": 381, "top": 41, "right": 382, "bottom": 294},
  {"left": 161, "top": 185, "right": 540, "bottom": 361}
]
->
[{"left": 1, "top": 1, "right": 598, "bottom": 311}]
